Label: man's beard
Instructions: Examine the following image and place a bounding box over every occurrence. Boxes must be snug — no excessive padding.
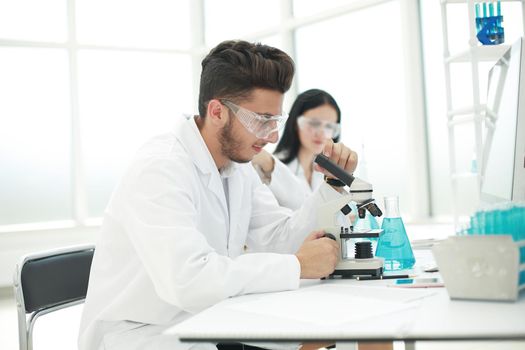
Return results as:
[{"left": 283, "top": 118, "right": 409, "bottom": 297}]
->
[{"left": 219, "top": 116, "right": 250, "bottom": 164}]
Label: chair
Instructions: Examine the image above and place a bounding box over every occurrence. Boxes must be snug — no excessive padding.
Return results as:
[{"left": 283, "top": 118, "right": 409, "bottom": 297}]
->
[{"left": 13, "top": 245, "right": 95, "bottom": 350}]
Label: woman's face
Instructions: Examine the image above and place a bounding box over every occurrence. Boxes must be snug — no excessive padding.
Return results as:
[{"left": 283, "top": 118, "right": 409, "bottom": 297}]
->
[{"left": 297, "top": 104, "right": 339, "bottom": 155}]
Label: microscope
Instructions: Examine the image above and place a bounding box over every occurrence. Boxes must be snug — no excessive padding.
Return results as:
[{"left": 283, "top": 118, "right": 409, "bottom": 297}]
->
[{"left": 314, "top": 154, "right": 384, "bottom": 278}]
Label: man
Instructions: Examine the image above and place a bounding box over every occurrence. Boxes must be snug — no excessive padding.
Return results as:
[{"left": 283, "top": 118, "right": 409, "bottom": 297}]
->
[{"left": 79, "top": 40, "right": 357, "bottom": 350}]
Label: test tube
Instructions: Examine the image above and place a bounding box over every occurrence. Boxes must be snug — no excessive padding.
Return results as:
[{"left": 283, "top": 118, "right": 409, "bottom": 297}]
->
[
  {"left": 470, "top": 215, "right": 480, "bottom": 235},
  {"left": 475, "top": 210, "right": 486, "bottom": 234}
]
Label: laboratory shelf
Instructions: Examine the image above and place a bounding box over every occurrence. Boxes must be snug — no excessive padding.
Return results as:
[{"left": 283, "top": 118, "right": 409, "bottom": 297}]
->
[{"left": 439, "top": 0, "right": 525, "bottom": 227}]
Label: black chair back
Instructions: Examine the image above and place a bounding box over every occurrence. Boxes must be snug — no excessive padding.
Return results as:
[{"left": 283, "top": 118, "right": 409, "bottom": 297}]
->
[
  {"left": 14, "top": 245, "right": 95, "bottom": 350},
  {"left": 21, "top": 249, "right": 94, "bottom": 312}
]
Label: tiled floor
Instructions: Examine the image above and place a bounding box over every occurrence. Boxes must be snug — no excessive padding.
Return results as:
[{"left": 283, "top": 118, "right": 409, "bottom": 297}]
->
[{"left": 0, "top": 287, "right": 523, "bottom": 350}]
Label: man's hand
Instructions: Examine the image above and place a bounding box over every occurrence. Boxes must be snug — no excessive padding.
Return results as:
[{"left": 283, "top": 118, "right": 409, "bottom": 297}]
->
[
  {"left": 313, "top": 139, "right": 357, "bottom": 179},
  {"left": 251, "top": 149, "right": 275, "bottom": 173},
  {"left": 295, "top": 231, "right": 339, "bottom": 279}
]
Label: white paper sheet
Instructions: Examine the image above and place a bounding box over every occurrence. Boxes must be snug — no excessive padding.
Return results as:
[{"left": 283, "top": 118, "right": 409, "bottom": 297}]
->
[{"left": 227, "top": 284, "right": 436, "bottom": 326}]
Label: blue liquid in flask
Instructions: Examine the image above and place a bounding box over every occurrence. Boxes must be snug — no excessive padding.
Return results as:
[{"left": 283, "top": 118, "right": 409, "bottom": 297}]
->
[{"left": 376, "top": 196, "right": 415, "bottom": 271}]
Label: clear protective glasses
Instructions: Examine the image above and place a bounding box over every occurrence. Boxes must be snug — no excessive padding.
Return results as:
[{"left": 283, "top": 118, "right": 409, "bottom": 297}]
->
[
  {"left": 221, "top": 99, "right": 288, "bottom": 139},
  {"left": 297, "top": 116, "right": 341, "bottom": 138}
]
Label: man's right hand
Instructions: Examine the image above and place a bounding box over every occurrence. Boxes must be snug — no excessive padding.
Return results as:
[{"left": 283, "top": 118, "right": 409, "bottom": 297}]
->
[{"left": 295, "top": 230, "right": 339, "bottom": 279}]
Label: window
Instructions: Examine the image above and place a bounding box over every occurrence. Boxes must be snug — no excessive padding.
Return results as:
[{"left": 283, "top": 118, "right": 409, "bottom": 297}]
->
[
  {"left": 76, "top": 0, "right": 191, "bottom": 49},
  {"left": 0, "top": 48, "right": 71, "bottom": 225},
  {"left": 295, "top": 1, "right": 411, "bottom": 216},
  {"left": 79, "top": 51, "right": 193, "bottom": 217},
  {"left": 0, "top": 0, "right": 67, "bottom": 42},
  {"left": 204, "top": 0, "right": 281, "bottom": 47},
  {"left": 1, "top": 0, "right": 430, "bottom": 229},
  {"left": 293, "top": 0, "right": 359, "bottom": 18},
  {"left": 0, "top": 0, "right": 193, "bottom": 227}
]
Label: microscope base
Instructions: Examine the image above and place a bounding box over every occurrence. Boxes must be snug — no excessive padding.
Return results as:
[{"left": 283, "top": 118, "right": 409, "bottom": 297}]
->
[
  {"left": 329, "top": 267, "right": 383, "bottom": 279},
  {"left": 328, "top": 257, "right": 384, "bottom": 278}
]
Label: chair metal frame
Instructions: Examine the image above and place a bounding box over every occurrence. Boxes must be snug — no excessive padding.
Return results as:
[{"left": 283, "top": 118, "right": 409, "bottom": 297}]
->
[{"left": 13, "top": 244, "right": 95, "bottom": 350}]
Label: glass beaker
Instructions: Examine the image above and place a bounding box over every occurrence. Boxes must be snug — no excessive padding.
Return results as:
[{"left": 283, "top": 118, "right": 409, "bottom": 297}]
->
[{"left": 375, "top": 196, "right": 415, "bottom": 271}]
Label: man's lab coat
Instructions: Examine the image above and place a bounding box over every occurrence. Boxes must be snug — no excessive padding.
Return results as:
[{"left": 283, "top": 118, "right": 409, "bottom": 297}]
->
[{"left": 78, "top": 116, "right": 342, "bottom": 350}]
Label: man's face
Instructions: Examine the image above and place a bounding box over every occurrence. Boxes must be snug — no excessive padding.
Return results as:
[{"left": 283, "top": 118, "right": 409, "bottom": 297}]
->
[{"left": 219, "top": 89, "right": 283, "bottom": 163}]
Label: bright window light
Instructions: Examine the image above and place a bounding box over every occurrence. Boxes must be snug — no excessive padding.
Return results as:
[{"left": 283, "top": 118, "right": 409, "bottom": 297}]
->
[
  {"left": 293, "top": 0, "right": 358, "bottom": 18},
  {"left": 78, "top": 50, "right": 193, "bottom": 217},
  {"left": 0, "top": 48, "right": 72, "bottom": 225},
  {"left": 0, "top": 0, "right": 67, "bottom": 42},
  {"left": 295, "top": 1, "right": 409, "bottom": 215},
  {"left": 76, "top": 0, "right": 191, "bottom": 49},
  {"left": 204, "top": 0, "right": 281, "bottom": 47}
]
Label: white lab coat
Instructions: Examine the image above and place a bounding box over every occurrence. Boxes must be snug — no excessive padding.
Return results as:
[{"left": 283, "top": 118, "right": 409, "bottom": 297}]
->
[
  {"left": 267, "top": 157, "right": 354, "bottom": 231},
  {"left": 268, "top": 157, "right": 325, "bottom": 210},
  {"left": 78, "top": 116, "right": 342, "bottom": 350}
]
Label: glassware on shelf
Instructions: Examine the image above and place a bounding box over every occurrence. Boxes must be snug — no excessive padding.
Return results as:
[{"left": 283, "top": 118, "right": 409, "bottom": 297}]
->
[{"left": 475, "top": 1, "right": 504, "bottom": 45}]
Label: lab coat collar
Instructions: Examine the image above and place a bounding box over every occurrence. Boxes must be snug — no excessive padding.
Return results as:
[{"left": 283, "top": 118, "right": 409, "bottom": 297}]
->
[
  {"left": 174, "top": 116, "right": 240, "bottom": 228},
  {"left": 175, "top": 116, "right": 239, "bottom": 177},
  {"left": 286, "top": 157, "right": 324, "bottom": 192},
  {"left": 175, "top": 116, "right": 247, "bottom": 254}
]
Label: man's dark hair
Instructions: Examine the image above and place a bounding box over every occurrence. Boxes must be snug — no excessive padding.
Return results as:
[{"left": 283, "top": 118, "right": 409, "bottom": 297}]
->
[
  {"left": 274, "top": 89, "right": 341, "bottom": 164},
  {"left": 198, "top": 40, "right": 295, "bottom": 117}
]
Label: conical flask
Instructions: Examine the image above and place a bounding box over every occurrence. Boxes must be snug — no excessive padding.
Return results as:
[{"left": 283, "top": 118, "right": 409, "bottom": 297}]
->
[{"left": 376, "top": 196, "right": 415, "bottom": 271}]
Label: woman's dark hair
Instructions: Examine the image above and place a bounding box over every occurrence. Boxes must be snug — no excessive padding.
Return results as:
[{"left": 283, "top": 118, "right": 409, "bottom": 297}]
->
[
  {"left": 274, "top": 89, "right": 341, "bottom": 164},
  {"left": 198, "top": 40, "right": 295, "bottom": 117}
]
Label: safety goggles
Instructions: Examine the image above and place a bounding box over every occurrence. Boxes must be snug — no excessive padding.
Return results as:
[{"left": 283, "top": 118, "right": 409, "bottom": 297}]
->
[
  {"left": 221, "top": 100, "right": 288, "bottom": 139},
  {"left": 297, "top": 116, "right": 341, "bottom": 138}
]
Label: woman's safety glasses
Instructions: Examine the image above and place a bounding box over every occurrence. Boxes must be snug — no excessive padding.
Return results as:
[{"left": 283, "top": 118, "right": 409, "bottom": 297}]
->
[
  {"left": 221, "top": 100, "right": 288, "bottom": 139},
  {"left": 297, "top": 116, "right": 341, "bottom": 138}
]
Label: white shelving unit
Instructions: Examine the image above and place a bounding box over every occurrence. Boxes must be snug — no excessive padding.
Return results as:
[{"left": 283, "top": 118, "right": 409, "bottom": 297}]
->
[{"left": 440, "top": 0, "right": 525, "bottom": 227}]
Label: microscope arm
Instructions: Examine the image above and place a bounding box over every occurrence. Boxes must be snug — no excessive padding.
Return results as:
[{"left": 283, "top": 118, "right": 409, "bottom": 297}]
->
[{"left": 314, "top": 154, "right": 382, "bottom": 220}]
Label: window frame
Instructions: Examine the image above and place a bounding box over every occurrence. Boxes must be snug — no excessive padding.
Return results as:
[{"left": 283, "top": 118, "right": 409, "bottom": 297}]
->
[{"left": 0, "top": 0, "right": 431, "bottom": 233}]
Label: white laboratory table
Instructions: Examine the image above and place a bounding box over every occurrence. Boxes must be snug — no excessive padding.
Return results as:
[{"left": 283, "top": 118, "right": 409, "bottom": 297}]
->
[
  {"left": 166, "top": 242, "right": 525, "bottom": 349},
  {"left": 167, "top": 279, "right": 525, "bottom": 343}
]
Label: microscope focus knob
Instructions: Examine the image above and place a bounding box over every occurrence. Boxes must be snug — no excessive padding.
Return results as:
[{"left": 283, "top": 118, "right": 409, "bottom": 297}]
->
[{"left": 323, "top": 233, "right": 337, "bottom": 241}]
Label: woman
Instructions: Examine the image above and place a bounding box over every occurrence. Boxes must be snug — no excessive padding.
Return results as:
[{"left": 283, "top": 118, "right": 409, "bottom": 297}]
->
[{"left": 252, "top": 88, "right": 342, "bottom": 210}]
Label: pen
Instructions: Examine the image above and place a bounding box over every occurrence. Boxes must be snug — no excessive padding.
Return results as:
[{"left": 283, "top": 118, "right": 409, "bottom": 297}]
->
[{"left": 356, "top": 274, "right": 411, "bottom": 281}]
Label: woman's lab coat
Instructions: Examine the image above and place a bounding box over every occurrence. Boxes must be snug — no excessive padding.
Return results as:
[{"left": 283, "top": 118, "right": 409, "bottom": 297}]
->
[
  {"left": 78, "top": 116, "right": 342, "bottom": 350},
  {"left": 268, "top": 157, "right": 325, "bottom": 210},
  {"left": 264, "top": 155, "right": 354, "bottom": 231}
]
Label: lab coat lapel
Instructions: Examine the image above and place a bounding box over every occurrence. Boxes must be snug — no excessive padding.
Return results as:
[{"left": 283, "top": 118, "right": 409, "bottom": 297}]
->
[
  {"left": 226, "top": 168, "right": 243, "bottom": 252},
  {"left": 174, "top": 117, "right": 229, "bottom": 216}
]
